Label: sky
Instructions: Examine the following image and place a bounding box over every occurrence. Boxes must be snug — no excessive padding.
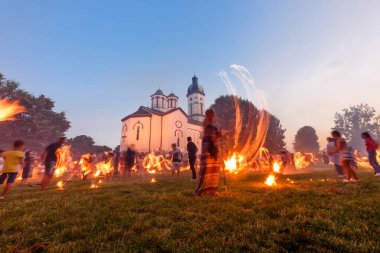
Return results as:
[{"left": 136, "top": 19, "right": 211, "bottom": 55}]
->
[{"left": 1, "top": 0, "right": 380, "bottom": 150}]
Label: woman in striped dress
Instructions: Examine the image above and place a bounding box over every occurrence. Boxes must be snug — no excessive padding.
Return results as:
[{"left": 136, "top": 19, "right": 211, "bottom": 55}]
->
[{"left": 331, "top": 130, "right": 358, "bottom": 182}]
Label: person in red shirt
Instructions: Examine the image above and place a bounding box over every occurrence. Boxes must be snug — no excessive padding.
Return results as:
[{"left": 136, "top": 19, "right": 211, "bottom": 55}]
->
[{"left": 361, "top": 132, "right": 380, "bottom": 176}]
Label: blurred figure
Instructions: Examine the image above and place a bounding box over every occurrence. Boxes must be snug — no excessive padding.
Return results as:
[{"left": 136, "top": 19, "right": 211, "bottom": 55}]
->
[
  {"left": 187, "top": 137, "right": 198, "bottom": 181},
  {"left": 0, "top": 140, "right": 25, "bottom": 198},
  {"left": 114, "top": 151, "right": 120, "bottom": 176},
  {"left": 361, "top": 132, "right": 380, "bottom": 176},
  {"left": 170, "top": 143, "right": 182, "bottom": 177},
  {"left": 0, "top": 150, "right": 4, "bottom": 173},
  {"left": 124, "top": 146, "right": 137, "bottom": 177},
  {"left": 40, "top": 137, "right": 66, "bottom": 190},
  {"left": 194, "top": 109, "right": 221, "bottom": 196},
  {"left": 20, "top": 151, "right": 33, "bottom": 185},
  {"left": 331, "top": 131, "right": 358, "bottom": 182},
  {"left": 326, "top": 137, "right": 344, "bottom": 177}
]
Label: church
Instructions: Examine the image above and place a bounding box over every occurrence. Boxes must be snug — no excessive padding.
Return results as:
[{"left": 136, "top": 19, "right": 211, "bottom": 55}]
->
[{"left": 120, "top": 75, "right": 206, "bottom": 152}]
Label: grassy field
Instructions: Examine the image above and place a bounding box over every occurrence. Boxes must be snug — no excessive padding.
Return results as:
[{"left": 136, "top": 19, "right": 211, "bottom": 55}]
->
[{"left": 1, "top": 168, "right": 380, "bottom": 253}]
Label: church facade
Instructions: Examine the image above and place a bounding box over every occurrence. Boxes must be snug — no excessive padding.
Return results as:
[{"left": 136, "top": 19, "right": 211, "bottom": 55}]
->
[{"left": 120, "top": 75, "right": 206, "bottom": 152}]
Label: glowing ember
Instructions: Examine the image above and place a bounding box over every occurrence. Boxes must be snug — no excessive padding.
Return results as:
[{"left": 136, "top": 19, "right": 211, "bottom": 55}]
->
[
  {"left": 90, "top": 184, "right": 98, "bottom": 189},
  {"left": 0, "top": 99, "right": 25, "bottom": 121},
  {"left": 265, "top": 175, "right": 276, "bottom": 186},
  {"left": 151, "top": 178, "right": 157, "bottom": 183},
  {"left": 56, "top": 180, "right": 64, "bottom": 190},
  {"left": 224, "top": 153, "right": 244, "bottom": 174}
]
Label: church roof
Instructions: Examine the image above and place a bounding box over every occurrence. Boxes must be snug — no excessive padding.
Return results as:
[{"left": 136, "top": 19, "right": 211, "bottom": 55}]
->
[
  {"left": 151, "top": 89, "right": 165, "bottom": 96},
  {"left": 121, "top": 106, "right": 203, "bottom": 126},
  {"left": 187, "top": 75, "right": 205, "bottom": 96},
  {"left": 167, "top": 92, "right": 178, "bottom": 98}
]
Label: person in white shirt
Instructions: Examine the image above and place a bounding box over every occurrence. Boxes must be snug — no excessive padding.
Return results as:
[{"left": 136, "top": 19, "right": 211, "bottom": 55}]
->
[
  {"left": 170, "top": 144, "right": 182, "bottom": 177},
  {"left": 326, "top": 137, "right": 344, "bottom": 177}
]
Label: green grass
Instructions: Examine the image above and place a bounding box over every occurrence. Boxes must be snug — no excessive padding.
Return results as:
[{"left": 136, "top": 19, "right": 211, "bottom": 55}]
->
[{"left": 1, "top": 168, "right": 380, "bottom": 252}]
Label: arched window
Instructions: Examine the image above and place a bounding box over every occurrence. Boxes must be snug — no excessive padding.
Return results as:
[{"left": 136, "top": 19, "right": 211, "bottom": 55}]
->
[
  {"left": 136, "top": 126, "right": 140, "bottom": 141},
  {"left": 177, "top": 137, "right": 180, "bottom": 147},
  {"left": 156, "top": 98, "right": 159, "bottom": 107},
  {"left": 161, "top": 98, "right": 164, "bottom": 108},
  {"left": 200, "top": 103, "right": 204, "bottom": 115},
  {"left": 190, "top": 103, "right": 193, "bottom": 115}
]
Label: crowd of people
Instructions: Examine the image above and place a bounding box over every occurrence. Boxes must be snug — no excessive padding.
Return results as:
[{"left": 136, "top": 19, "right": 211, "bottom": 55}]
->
[
  {"left": 326, "top": 130, "right": 380, "bottom": 183},
  {"left": 1, "top": 108, "right": 380, "bottom": 198}
]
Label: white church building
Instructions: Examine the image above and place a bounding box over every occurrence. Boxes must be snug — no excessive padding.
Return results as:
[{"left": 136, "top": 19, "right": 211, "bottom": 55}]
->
[{"left": 120, "top": 75, "right": 206, "bottom": 152}]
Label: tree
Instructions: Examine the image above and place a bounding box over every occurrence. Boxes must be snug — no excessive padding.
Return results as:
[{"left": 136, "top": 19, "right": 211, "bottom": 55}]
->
[
  {"left": 66, "top": 135, "right": 95, "bottom": 155},
  {"left": 0, "top": 73, "right": 71, "bottom": 151},
  {"left": 293, "top": 126, "right": 320, "bottom": 153},
  {"left": 333, "top": 104, "right": 380, "bottom": 152},
  {"left": 66, "top": 135, "right": 112, "bottom": 157},
  {"left": 209, "top": 95, "right": 287, "bottom": 154}
]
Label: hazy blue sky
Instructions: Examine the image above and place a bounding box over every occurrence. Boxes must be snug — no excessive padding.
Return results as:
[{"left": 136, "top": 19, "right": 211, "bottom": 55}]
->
[{"left": 1, "top": 0, "right": 379, "bottom": 149}]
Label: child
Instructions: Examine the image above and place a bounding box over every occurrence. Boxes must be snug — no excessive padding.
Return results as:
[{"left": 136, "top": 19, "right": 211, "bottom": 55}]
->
[
  {"left": 0, "top": 140, "right": 25, "bottom": 198},
  {"left": 170, "top": 144, "right": 182, "bottom": 177}
]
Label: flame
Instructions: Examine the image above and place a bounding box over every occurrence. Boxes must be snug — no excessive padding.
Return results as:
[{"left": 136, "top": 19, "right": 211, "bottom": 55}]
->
[
  {"left": 224, "top": 153, "right": 244, "bottom": 174},
  {"left": 0, "top": 99, "right": 25, "bottom": 121},
  {"left": 54, "top": 146, "right": 73, "bottom": 177},
  {"left": 94, "top": 158, "right": 114, "bottom": 177},
  {"left": 56, "top": 180, "right": 64, "bottom": 190},
  {"left": 264, "top": 161, "right": 281, "bottom": 187},
  {"left": 265, "top": 175, "right": 276, "bottom": 186},
  {"left": 90, "top": 184, "right": 98, "bottom": 189},
  {"left": 273, "top": 162, "right": 281, "bottom": 173},
  {"left": 79, "top": 153, "right": 92, "bottom": 177},
  {"left": 142, "top": 151, "right": 171, "bottom": 173},
  {"left": 219, "top": 65, "right": 270, "bottom": 174},
  {"left": 293, "top": 152, "right": 316, "bottom": 169},
  {"left": 151, "top": 178, "right": 156, "bottom": 183}
]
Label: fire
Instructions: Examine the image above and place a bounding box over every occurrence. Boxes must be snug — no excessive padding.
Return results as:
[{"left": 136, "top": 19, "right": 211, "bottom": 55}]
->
[
  {"left": 151, "top": 178, "right": 157, "bottom": 183},
  {"left": 94, "top": 158, "right": 114, "bottom": 177},
  {"left": 264, "top": 162, "right": 281, "bottom": 187},
  {"left": 273, "top": 162, "right": 281, "bottom": 173},
  {"left": 90, "top": 184, "right": 98, "bottom": 189},
  {"left": 219, "top": 65, "right": 271, "bottom": 174},
  {"left": 54, "top": 146, "right": 73, "bottom": 177},
  {"left": 0, "top": 99, "right": 25, "bottom": 121},
  {"left": 224, "top": 153, "right": 244, "bottom": 174},
  {"left": 79, "top": 153, "right": 92, "bottom": 177},
  {"left": 293, "top": 152, "right": 316, "bottom": 169},
  {"left": 142, "top": 151, "right": 171, "bottom": 174},
  {"left": 265, "top": 175, "right": 276, "bottom": 186},
  {"left": 56, "top": 180, "right": 64, "bottom": 190}
]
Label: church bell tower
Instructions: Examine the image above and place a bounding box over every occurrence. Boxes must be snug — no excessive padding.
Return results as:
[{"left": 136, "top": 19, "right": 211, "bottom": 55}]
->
[{"left": 187, "top": 75, "right": 205, "bottom": 122}]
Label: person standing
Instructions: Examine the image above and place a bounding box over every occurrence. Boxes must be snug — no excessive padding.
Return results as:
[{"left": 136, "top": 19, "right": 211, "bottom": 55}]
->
[
  {"left": 361, "top": 132, "right": 380, "bottom": 176},
  {"left": 40, "top": 137, "right": 66, "bottom": 190},
  {"left": 124, "top": 146, "right": 137, "bottom": 177},
  {"left": 0, "top": 140, "right": 25, "bottom": 198},
  {"left": 194, "top": 109, "right": 222, "bottom": 195},
  {"left": 187, "top": 137, "right": 198, "bottom": 181},
  {"left": 170, "top": 144, "right": 182, "bottom": 177},
  {"left": 21, "top": 151, "right": 33, "bottom": 185},
  {"left": 331, "top": 131, "right": 358, "bottom": 182},
  {"left": 326, "top": 137, "right": 345, "bottom": 177}
]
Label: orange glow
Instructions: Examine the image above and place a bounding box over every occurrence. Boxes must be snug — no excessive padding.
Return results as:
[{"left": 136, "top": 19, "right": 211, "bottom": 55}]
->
[
  {"left": 265, "top": 175, "right": 276, "bottom": 186},
  {"left": 0, "top": 99, "right": 25, "bottom": 121},
  {"left": 56, "top": 180, "right": 64, "bottom": 190},
  {"left": 79, "top": 153, "right": 92, "bottom": 177},
  {"left": 151, "top": 178, "right": 157, "bottom": 183},
  {"left": 293, "top": 152, "right": 316, "bottom": 169},
  {"left": 54, "top": 146, "right": 73, "bottom": 177},
  {"left": 224, "top": 153, "right": 244, "bottom": 174},
  {"left": 142, "top": 151, "right": 171, "bottom": 173}
]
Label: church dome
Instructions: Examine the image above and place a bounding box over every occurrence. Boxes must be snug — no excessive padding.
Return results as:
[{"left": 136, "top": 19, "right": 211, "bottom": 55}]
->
[
  {"left": 187, "top": 75, "right": 205, "bottom": 96},
  {"left": 168, "top": 92, "right": 178, "bottom": 98},
  {"left": 151, "top": 89, "right": 165, "bottom": 96}
]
